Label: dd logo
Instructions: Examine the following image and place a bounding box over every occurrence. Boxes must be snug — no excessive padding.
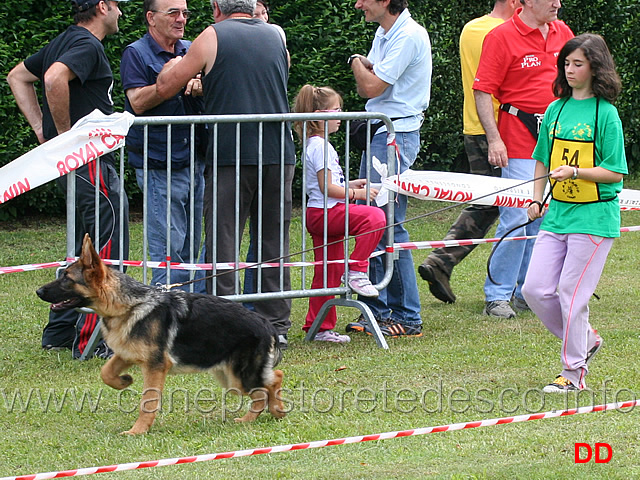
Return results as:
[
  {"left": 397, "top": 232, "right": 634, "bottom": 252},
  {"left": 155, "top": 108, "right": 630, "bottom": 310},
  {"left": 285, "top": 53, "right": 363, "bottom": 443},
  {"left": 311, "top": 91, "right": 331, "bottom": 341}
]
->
[{"left": 574, "top": 443, "right": 613, "bottom": 463}]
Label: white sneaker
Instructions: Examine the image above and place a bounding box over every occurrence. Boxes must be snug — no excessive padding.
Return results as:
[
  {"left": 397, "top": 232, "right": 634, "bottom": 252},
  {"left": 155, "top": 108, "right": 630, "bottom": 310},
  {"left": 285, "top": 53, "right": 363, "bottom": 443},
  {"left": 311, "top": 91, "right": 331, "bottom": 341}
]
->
[
  {"left": 314, "top": 330, "right": 351, "bottom": 343},
  {"left": 342, "top": 271, "right": 379, "bottom": 297},
  {"left": 483, "top": 300, "right": 516, "bottom": 318}
]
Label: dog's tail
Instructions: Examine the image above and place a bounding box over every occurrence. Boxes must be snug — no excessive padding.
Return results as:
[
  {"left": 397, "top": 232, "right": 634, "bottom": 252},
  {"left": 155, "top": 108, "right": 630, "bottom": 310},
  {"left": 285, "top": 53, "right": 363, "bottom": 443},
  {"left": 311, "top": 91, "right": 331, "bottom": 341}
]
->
[{"left": 272, "top": 334, "right": 283, "bottom": 367}]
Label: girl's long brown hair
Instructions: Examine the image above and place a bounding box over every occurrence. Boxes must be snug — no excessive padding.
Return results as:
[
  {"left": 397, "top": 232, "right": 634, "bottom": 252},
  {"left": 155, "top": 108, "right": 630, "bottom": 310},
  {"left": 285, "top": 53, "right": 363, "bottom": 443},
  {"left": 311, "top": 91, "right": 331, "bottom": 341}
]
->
[{"left": 553, "top": 33, "right": 622, "bottom": 102}]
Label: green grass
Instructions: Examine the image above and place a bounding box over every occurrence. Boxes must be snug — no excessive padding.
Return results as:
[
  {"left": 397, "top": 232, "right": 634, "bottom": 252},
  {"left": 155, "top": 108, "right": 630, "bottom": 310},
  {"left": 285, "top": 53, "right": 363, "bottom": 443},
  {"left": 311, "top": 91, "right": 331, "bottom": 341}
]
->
[{"left": 1, "top": 186, "right": 640, "bottom": 479}]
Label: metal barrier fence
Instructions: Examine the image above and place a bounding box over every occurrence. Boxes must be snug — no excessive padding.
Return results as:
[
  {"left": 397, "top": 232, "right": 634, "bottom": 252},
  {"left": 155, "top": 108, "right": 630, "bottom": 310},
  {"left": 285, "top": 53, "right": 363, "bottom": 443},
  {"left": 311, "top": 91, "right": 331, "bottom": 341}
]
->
[{"left": 65, "top": 112, "right": 397, "bottom": 355}]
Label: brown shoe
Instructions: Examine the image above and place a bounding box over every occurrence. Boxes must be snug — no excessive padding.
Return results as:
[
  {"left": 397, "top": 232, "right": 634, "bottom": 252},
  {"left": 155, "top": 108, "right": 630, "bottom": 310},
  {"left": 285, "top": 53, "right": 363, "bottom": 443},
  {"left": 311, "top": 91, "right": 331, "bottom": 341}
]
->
[{"left": 418, "top": 262, "right": 456, "bottom": 303}]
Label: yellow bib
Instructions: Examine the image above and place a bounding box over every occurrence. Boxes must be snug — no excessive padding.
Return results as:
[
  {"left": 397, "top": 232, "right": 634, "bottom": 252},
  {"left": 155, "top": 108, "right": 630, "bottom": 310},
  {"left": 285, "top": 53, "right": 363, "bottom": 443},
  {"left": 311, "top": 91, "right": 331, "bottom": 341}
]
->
[
  {"left": 549, "top": 137, "right": 599, "bottom": 203},
  {"left": 548, "top": 98, "right": 606, "bottom": 204}
]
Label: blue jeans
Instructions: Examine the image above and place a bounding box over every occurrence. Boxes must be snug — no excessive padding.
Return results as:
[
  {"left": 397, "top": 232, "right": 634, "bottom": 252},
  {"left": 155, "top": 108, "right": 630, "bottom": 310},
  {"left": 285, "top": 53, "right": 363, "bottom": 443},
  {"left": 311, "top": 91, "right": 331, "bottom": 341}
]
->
[
  {"left": 484, "top": 158, "right": 541, "bottom": 302},
  {"left": 358, "top": 130, "right": 422, "bottom": 325},
  {"left": 136, "top": 163, "right": 206, "bottom": 293}
]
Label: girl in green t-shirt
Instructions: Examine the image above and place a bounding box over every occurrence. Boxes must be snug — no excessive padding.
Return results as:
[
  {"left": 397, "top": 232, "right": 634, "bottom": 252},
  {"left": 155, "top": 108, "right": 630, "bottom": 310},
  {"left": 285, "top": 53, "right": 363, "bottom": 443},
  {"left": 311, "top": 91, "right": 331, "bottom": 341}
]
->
[{"left": 522, "top": 33, "right": 627, "bottom": 393}]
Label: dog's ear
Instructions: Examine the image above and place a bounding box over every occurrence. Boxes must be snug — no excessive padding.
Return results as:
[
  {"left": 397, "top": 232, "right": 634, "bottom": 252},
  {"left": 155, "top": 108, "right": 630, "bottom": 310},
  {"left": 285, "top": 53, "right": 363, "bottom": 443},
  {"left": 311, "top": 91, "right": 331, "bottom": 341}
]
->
[
  {"left": 81, "top": 234, "right": 97, "bottom": 266},
  {"left": 80, "top": 234, "right": 107, "bottom": 278}
]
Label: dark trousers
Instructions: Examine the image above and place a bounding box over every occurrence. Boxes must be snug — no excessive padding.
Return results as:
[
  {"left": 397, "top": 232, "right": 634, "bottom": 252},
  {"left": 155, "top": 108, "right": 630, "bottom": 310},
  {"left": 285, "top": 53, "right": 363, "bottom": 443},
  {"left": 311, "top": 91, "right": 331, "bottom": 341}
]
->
[
  {"left": 204, "top": 164, "right": 294, "bottom": 335},
  {"left": 426, "top": 135, "right": 500, "bottom": 274},
  {"left": 43, "top": 160, "right": 129, "bottom": 357}
]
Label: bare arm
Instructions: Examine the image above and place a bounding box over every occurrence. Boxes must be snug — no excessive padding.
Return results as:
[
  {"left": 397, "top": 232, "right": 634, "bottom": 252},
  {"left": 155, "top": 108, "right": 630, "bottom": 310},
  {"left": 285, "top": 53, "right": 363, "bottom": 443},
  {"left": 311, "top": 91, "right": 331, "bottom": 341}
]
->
[
  {"left": 157, "top": 27, "right": 214, "bottom": 100},
  {"left": 527, "top": 160, "right": 549, "bottom": 220},
  {"left": 128, "top": 74, "right": 202, "bottom": 115},
  {"left": 475, "top": 89, "right": 508, "bottom": 168},
  {"left": 350, "top": 56, "right": 389, "bottom": 99},
  {"left": 316, "top": 170, "right": 378, "bottom": 202},
  {"left": 550, "top": 165, "right": 623, "bottom": 184},
  {"left": 43, "top": 62, "right": 76, "bottom": 135},
  {"left": 125, "top": 85, "right": 166, "bottom": 115},
  {"left": 527, "top": 163, "right": 623, "bottom": 221},
  {"left": 7, "top": 62, "right": 46, "bottom": 144}
]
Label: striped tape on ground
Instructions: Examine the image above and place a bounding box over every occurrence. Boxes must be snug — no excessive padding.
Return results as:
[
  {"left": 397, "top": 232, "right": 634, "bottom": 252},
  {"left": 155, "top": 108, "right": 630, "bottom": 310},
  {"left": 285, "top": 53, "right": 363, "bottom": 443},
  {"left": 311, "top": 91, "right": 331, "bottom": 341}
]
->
[{"left": 2, "top": 399, "right": 638, "bottom": 480}]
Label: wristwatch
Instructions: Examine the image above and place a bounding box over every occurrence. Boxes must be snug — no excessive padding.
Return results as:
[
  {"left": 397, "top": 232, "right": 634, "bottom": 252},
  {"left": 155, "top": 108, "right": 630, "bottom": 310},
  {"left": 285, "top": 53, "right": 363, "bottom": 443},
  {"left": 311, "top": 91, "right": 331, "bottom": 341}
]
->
[{"left": 347, "top": 54, "right": 360, "bottom": 66}]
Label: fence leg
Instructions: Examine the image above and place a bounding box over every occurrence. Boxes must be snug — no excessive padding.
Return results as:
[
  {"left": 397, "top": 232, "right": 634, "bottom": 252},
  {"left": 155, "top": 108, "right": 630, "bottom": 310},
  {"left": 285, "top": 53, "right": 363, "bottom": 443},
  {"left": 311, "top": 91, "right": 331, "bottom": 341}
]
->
[
  {"left": 304, "top": 297, "right": 389, "bottom": 349},
  {"left": 77, "top": 308, "right": 102, "bottom": 361}
]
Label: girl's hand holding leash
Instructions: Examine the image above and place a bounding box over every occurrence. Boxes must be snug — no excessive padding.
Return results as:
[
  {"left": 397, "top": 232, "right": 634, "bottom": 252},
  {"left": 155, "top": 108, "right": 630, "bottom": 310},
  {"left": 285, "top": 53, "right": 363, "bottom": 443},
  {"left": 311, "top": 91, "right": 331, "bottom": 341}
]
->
[
  {"left": 528, "top": 168, "right": 567, "bottom": 221},
  {"left": 549, "top": 164, "right": 577, "bottom": 182},
  {"left": 527, "top": 200, "right": 545, "bottom": 221}
]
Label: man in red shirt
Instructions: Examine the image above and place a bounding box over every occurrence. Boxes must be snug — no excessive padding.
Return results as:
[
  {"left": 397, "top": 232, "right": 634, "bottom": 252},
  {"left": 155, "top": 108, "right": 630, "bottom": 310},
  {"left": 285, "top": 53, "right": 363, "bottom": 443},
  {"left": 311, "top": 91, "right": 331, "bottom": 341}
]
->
[
  {"left": 473, "top": 0, "right": 573, "bottom": 318},
  {"left": 418, "top": 0, "right": 518, "bottom": 304}
]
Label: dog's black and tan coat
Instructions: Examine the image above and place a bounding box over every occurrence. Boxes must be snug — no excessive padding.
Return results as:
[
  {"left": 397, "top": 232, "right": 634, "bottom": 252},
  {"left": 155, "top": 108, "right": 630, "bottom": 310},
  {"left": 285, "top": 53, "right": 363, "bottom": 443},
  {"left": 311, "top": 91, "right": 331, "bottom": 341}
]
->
[{"left": 37, "top": 234, "right": 285, "bottom": 434}]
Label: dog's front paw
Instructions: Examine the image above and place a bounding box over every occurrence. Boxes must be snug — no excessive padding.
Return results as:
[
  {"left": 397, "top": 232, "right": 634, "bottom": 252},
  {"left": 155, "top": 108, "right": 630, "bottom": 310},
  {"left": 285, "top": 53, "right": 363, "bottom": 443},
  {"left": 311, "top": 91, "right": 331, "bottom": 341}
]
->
[
  {"left": 122, "top": 416, "right": 155, "bottom": 435},
  {"left": 234, "top": 411, "right": 260, "bottom": 423},
  {"left": 100, "top": 356, "right": 134, "bottom": 390},
  {"left": 118, "top": 374, "right": 134, "bottom": 388},
  {"left": 269, "top": 404, "right": 286, "bottom": 419},
  {"left": 120, "top": 426, "right": 147, "bottom": 436},
  {"left": 102, "top": 373, "right": 133, "bottom": 390}
]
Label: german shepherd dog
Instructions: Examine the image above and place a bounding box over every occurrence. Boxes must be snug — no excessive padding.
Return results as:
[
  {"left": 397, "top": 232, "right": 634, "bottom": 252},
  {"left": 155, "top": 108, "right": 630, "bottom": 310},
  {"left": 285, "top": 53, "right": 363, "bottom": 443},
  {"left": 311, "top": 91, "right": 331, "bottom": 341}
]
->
[{"left": 36, "top": 234, "right": 285, "bottom": 434}]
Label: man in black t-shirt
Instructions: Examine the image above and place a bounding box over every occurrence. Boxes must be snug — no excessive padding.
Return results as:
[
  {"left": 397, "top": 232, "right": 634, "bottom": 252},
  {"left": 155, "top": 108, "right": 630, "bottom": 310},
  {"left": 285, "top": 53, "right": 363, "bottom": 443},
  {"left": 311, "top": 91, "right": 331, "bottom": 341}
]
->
[{"left": 7, "top": 0, "right": 130, "bottom": 359}]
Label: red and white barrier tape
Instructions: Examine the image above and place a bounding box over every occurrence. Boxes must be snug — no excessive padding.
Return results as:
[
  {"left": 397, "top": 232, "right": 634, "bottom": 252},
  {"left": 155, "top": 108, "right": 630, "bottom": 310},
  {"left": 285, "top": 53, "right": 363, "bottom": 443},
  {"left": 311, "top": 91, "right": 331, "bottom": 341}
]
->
[
  {"left": 3, "top": 226, "right": 639, "bottom": 275},
  {"left": 384, "top": 169, "right": 640, "bottom": 211},
  {"left": 0, "top": 257, "right": 376, "bottom": 275},
  {"left": 0, "top": 261, "right": 67, "bottom": 275},
  {"left": 2, "top": 399, "right": 637, "bottom": 480},
  {"left": 96, "top": 256, "right": 387, "bottom": 271},
  {"left": 396, "top": 234, "right": 537, "bottom": 251}
]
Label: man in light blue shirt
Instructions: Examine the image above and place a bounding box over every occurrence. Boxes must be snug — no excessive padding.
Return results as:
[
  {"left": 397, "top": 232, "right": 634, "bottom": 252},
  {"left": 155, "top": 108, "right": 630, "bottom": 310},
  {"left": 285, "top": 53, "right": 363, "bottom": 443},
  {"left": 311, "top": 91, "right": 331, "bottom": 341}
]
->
[{"left": 347, "top": 0, "right": 431, "bottom": 337}]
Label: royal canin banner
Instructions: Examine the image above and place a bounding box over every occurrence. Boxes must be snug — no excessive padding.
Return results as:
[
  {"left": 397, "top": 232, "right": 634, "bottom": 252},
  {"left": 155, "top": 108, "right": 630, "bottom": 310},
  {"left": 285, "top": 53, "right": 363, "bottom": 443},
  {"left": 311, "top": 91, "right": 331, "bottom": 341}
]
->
[
  {"left": 0, "top": 110, "right": 134, "bottom": 205},
  {"left": 382, "top": 170, "right": 640, "bottom": 211}
]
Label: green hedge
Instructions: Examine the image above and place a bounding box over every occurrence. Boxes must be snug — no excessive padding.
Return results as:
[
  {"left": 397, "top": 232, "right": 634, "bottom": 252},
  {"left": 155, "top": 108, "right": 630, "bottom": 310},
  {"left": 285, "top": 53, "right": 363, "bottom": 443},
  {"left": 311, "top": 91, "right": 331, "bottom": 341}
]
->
[{"left": 1, "top": 0, "right": 638, "bottom": 218}]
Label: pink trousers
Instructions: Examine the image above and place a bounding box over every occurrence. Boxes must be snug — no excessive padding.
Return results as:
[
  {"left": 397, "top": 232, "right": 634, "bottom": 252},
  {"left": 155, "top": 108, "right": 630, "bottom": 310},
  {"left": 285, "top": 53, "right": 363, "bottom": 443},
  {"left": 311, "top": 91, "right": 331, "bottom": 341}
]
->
[
  {"left": 303, "top": 203, "right": 386, "bottom": 332},
  {"left": 522, "top": 230, "right": 613, "bottom": 388}
]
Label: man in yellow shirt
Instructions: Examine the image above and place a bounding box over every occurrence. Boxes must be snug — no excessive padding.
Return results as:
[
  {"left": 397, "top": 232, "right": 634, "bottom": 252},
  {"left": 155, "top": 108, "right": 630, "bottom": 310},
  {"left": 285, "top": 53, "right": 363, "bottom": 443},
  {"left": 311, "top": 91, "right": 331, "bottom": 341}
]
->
[{"left": 418, "top": 0, "right": 518, "bottom": 304}]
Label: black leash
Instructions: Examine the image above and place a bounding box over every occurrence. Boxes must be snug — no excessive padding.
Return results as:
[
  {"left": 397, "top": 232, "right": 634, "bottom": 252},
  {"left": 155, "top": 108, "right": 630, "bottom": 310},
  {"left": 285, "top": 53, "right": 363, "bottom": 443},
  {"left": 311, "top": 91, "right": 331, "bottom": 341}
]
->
[
  {"left": 486, "top": 176, "right": 556, "bottom": 285},
  {"left": 171, "top": 174, "right": 552, "bottom": 290}
]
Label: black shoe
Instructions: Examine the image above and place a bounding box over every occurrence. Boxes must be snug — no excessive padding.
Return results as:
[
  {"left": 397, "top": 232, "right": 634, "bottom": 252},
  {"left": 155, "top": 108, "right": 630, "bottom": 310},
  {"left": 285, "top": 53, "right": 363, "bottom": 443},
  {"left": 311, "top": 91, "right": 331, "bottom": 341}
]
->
[
  {"left": 418, "top": 262, "right": 456, "bottom": 303},
  {"left": 43, "top": 344, "right": 69, "bottom": 352},
  {"left": 277, "top": 334, "right": 288, "bottom": 350},
  {"left": 93, "top": 343, "right": 114, "bottom": 360},
  {"left": 346, "top": 314, "right": 368, "bottom": 333},
  {"left": 365, "top": 319, "right": 423, "bottom": 338},
  {"left": 345, "top": 314, "right": 387, "bottom": 333}
]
